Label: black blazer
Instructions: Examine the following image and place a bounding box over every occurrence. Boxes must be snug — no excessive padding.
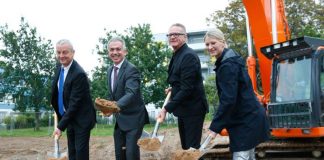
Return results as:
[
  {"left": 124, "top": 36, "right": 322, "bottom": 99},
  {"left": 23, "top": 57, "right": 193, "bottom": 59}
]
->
[
  {"left": 165, "top": 43, "right": 208, "bottom": 117},
  {"left": 107, "top": 59, "right": 149, "bottom": 131},
  {"left": 51, "top": 60, "right": 96, "bottom": 132}
]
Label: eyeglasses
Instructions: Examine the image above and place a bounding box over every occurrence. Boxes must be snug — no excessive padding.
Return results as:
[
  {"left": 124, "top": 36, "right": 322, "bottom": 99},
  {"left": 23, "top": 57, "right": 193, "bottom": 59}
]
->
[{"left": 166, "top": 33, "right": 186, "bottom": 38}]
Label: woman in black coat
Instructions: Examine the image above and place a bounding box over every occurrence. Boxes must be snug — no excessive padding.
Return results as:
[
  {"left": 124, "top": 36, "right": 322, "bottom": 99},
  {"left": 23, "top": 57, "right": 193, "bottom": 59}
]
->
[{"left": 204, "top": 28, "right": 270, "bottom": 160}]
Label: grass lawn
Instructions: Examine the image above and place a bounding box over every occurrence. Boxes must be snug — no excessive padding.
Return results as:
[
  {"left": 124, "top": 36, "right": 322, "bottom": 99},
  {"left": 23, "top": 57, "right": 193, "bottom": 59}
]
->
[{"left": 0, "top": 123, "right": 178, "bottom": 137}]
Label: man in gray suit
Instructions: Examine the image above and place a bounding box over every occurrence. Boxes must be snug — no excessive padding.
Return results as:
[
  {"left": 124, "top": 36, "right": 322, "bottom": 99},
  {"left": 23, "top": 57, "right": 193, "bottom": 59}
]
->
[{"left": 106, "top": 37, "right": 149, "bottom": 160}]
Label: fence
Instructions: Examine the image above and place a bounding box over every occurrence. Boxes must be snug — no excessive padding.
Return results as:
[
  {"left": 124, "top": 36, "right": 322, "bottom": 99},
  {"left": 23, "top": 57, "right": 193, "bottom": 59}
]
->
[{"left": 0, "top": 110, "right": 177, "bottom": 135}]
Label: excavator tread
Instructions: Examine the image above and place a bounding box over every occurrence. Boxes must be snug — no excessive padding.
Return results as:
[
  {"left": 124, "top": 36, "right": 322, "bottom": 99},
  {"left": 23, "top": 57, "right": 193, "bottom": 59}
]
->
[{"left": 201, "top": 138, "right": 324, "bottom": 159}]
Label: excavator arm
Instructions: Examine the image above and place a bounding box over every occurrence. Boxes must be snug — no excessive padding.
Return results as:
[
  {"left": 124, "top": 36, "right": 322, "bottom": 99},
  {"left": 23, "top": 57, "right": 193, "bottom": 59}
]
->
[{"left": 243, "top": 0, "right": 290, "bottom": 105}]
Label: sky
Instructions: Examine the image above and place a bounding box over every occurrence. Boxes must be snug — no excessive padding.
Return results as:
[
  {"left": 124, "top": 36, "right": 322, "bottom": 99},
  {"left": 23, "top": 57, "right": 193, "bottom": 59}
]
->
[{"left": 0, "top": 0, "right": 229, "bottom": 74}]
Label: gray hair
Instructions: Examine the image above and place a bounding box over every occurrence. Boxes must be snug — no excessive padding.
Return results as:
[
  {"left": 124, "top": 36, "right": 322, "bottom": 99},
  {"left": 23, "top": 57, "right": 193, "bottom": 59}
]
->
[
  {"left": 169, "top": 23, "right": 187, "bottom": 33},
  {"left": 108, "top": 37, "right": 127, "bottom": 50},
  {"left": 204, "top": 28, "right": 227, "bottom": 47},
  {"left": 56, "top": 39, "right": 75, "bottom": 52}
]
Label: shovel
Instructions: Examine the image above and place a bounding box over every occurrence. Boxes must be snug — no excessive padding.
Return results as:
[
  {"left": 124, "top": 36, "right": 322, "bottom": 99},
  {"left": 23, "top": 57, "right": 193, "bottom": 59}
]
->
[
  {"left": 199, "top": 134, "right": 213, "bottom": 151},
  {"left": 47, "top": 113, "right": 67, "bottom": 160},
  {"left": 173, "top": 135, "right": 213, "bottom": 160},
  {"left": 151, "top": 91, "right": 171, "bottom": 142},
  {"left": 137, "top": 92, "right": 171, "bottom": 151},
  {"left": 198, "top": 134, "right": 220, "bottom": 159}
]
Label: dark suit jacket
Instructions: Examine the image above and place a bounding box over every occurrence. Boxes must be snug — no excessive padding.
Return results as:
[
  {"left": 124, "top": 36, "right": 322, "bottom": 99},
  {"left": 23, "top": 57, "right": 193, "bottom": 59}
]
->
[
  {"left": 209, "top": 48, "right": 270, "bottom": 152},
  {"left": 107, "top": 59, "right": 149, "bottom": 131},
  {"left": 51, "top": 60, "right": 96, "bottom": 132},
  {"left": 165, "top": 43, "right": 208, "bottom": 117}
]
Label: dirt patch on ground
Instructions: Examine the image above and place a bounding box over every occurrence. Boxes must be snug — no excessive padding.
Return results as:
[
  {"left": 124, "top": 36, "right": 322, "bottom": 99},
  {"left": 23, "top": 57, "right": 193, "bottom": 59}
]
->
[
  {"left": 0, "top": 123, "right": 225, "bottom": 160},
  {"left": 0, "top": 128, "right": 182, "bottom": 160}
]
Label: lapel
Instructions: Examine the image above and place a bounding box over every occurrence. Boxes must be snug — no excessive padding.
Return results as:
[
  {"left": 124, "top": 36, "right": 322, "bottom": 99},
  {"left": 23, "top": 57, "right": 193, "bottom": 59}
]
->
[
  {"left": 52, "top": 65, "right": 61, "bottom": 96},
  {"left": 108, "top": 66, "right": 113, "bottom": 94},
  {"left": 63, "top": 61, "right": 76, "bottom": 90},
  {"left": 168, "top": 43, "right": 187, "bottom": 76}
]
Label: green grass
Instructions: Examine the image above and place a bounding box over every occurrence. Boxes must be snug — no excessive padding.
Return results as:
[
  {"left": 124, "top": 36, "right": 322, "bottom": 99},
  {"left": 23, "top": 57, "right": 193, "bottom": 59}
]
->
[
  {"left": 0, "top": 127, "right": 52, "bottom": 137},
  {"left": 0, "top": 123, "right": 178, "bottom": 137}
]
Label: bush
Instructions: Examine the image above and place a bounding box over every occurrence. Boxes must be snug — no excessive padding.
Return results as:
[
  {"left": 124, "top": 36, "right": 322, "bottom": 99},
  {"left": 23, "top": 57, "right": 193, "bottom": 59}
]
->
[
  {"left": 3, "top": 116, "right": 12, "bottom": 130},
  {"left": 40, "top": 112, "right": 52, "bottom": 127},
  {"left": 15, "top": 115, "right": 28, "bottom": 129}
]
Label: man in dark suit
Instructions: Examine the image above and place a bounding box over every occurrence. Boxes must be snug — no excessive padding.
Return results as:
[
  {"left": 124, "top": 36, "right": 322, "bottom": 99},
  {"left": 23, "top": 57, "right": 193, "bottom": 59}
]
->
[
  {"left": 106, "top": 37, "right": 149, "bottom": 160},
  {"left": 51, "top": 39, "right": 96, "bottom": 160},
  {"left": 157, "top": 23, "right": 209, "bottom": 149}
]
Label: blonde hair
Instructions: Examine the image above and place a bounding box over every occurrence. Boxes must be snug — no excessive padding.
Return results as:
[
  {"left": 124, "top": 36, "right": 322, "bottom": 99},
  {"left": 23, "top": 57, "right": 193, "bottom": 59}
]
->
[{"left": 204, "top": 28, "right": 227, "bottom": 47}]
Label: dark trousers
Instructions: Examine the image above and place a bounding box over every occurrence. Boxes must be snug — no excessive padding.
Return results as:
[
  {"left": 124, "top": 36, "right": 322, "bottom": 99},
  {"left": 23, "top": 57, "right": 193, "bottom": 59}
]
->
[
  {"left": 114, "top": 123, "right": 143, "bottom": 160},
  {"left": 178, "top": 114, "right": 205, "bottom": 149},
  {"left": 67, "top": 126, "right": 91, "bottom": 160}
]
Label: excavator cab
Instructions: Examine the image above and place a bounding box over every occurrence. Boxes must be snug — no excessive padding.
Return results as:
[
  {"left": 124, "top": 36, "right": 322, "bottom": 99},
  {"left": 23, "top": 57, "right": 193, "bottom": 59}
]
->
[{"left": 261, "top": 36, "right": 324, "bottom": 137}]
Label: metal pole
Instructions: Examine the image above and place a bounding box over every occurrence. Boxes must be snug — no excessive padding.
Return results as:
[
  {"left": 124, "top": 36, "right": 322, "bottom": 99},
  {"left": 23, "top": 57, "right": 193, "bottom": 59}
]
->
[
  {"left": 271, "top": 0, "right": 278, "bottom": 43},
  {"left": 244, "top": 8, "right": 253, "bottom": 57}
]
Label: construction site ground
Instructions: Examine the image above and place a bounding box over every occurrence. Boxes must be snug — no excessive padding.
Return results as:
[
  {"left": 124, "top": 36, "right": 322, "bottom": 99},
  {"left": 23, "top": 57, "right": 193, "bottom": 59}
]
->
[{"left": 0, "top": 124, "right": 323, "bottom": 160}]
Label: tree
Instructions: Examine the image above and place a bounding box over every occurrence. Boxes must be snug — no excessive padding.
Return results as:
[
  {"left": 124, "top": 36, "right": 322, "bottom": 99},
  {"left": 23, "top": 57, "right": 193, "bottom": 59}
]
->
[
  {"left": 206, "top": 0, "right": 324, "bottom": 56},
  {"left": 204, "top": 74, "right": 218, "bottom": 120},
  {"left": 285, "top": 0, "right": 324, "bottom": 38},
  {"left": 206, "top": 0, "right": 248, "bottom": 58},
  {"left": 91, "top": 24, "right": 172, "bottom": 107},
  {"left": 0, "top": 17, "right": 56, "bottom": 130}
]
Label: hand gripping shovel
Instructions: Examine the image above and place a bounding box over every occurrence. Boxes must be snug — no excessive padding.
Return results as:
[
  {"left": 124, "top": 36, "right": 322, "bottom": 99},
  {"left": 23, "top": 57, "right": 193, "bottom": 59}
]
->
[
  {"left": 137, "top": 92, "right": 171, "bottom": 151},
  {"left": 47, "top": 114, "right": 67, "bottom": 160}
]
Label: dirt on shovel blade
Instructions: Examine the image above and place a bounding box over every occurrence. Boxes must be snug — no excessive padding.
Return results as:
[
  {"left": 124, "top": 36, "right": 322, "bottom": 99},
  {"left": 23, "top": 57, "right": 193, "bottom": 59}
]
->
[
  {"left": 137, "top": 137, "right": 162, "bottom": 151},
  {"left": 47, "top": 156, "right": 68, "bottom": 160},
  {"left": 172, "top": 149, "right": 201, "bottom": 160}
]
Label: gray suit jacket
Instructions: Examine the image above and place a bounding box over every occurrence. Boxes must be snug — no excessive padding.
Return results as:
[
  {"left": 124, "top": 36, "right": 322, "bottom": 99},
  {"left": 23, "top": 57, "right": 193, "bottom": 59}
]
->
[{"left": 107, "top": 59, "right": 149, "bottom": 131}]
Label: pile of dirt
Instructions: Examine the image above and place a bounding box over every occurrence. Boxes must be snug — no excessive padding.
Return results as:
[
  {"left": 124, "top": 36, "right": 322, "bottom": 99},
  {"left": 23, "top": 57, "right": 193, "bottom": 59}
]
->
[
  {"left": 171, "top": 149, "right": 201, "bottom": 160},
  {"left": 137, "top": 137, "right": 162, "bottom": 151},
  {"left": 48, "top": 156, "right": 68, "bottom": 160}
]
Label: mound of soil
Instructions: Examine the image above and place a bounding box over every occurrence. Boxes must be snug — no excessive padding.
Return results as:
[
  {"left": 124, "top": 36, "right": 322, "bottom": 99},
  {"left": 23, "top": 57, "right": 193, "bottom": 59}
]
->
[
  {"left": 137, "top": 137, "right": 162, "bottom": 151},
  {"left": 172, "top": 149, "right": 201, "bottom": 160}
]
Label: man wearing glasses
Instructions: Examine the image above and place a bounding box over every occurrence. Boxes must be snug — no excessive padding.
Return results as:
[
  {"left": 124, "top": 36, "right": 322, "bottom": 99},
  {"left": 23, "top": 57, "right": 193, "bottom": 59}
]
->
[{"left": 157, "top": 23, "right": 208, "bottom": 149}]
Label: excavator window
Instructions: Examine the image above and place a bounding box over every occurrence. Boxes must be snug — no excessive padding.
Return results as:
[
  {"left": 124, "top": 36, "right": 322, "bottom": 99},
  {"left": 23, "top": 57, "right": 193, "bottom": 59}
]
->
[
  {"left": 275, "top": 57, "right": 311, "bottom": 102},
  {"left": 320, "top": 56, "right": 324, "bottom": 94}
]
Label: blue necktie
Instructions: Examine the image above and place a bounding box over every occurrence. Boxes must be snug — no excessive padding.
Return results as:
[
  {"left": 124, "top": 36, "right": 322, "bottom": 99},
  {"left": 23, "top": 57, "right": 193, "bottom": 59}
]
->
[{"left": 58, "top": 68, "right": 65, "bottom": 116}]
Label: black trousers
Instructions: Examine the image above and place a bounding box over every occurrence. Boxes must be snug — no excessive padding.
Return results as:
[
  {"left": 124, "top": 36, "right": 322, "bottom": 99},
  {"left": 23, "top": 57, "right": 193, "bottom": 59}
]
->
[
  {"left": 178, "top": 114, "right": 205, "bottom": 149},
  {"left": 67, "top": 126, "right": 91, "bottom": 160},
  {"left": 114, "top": 123, "right": 143, "bottom": 160}
]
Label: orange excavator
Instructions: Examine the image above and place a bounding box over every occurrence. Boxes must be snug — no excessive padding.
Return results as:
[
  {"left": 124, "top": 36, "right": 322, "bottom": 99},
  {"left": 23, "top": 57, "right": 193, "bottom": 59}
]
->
[{"left": 204, "top": 0, "right": 324, "bottom": 158}]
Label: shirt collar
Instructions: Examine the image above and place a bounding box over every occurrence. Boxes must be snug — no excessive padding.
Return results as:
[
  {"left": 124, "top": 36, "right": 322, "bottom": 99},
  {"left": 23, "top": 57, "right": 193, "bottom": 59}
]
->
[
  {"left": 114, "top": 58, "right": 125, "bottom": 69},
  {"left": 62, "top": 60, "right": 73, "bottom": 71}
]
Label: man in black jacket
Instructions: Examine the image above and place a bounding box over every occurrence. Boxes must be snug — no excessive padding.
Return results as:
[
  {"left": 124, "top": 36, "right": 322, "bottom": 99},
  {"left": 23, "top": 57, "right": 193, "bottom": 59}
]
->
[
  {"left": 51, "top": 39, "right": 96, "bottom": 160},
  {"left": 157, "top": 23, "right": 208, "bottom": 149}
]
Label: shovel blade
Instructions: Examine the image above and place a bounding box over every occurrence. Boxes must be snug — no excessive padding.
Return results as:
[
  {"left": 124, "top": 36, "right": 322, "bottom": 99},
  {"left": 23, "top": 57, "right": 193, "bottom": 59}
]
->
[
  {"left": 141, "top": 130, "right": 150, "bottom": 138},
  {"left": 47, "top": 151, "right": 68, "bottom": 159},
  {"left": 157, "top": 135, "right": 164, "bottom": 143}
]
